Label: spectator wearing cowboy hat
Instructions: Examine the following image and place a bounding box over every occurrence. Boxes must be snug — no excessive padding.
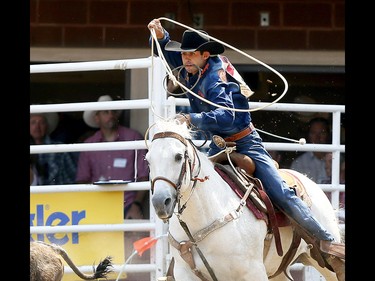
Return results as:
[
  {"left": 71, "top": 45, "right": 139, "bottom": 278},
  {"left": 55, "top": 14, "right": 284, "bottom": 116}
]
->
[
  {"left": 147, "top": 18, "right": 345, "bottom": 274},
  {"left": 30, "top": 112, "right": 77, "bottom": 185},
  {"left": 75, "top": 95, "right": 149, "bottom": 220}
]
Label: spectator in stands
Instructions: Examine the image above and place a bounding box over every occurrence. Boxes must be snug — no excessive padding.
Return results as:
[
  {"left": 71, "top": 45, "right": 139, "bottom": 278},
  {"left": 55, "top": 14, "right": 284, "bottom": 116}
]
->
[
  {"left": 75, "top": 95, "right": 149, "bottom": 219},
  {"left": 30, "top": 112, "right": 77, "bottom": 185},
  {"left": 290, "top": 117, "right": 331, "bottom": 183}
]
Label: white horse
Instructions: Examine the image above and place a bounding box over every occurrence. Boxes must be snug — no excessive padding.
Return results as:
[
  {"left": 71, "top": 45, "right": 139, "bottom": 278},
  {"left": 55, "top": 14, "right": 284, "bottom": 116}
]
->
[{"left": 146, "top": 119, "right": 343, "bottom": 281}]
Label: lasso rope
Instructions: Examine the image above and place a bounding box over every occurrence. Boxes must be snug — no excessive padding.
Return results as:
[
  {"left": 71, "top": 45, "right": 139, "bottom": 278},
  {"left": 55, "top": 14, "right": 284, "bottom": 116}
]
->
[
  {"left": 150, "top": 17, "right": 289, "bottom": 113},
  {"left": 148, "top": 17, "right": 305, "bottom": 145},
  {"left": 256, "top": 128, "right": 306, "bottom": 145}
]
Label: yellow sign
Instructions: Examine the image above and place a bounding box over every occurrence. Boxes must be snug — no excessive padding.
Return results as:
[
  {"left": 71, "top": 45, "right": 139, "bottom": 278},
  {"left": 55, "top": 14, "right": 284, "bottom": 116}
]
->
[{"left": 30, "top": 191, "right": 125, "bottom": 280}]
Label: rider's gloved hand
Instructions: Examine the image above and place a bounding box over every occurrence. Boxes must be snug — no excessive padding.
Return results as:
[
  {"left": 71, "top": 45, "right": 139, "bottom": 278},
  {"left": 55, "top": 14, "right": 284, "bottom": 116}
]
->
[
  {"left": 147, "top": 19, "right": 165, "bottom": 39},
  {"left": 175, "top": 113, "right": 191, "bottom": 126}
]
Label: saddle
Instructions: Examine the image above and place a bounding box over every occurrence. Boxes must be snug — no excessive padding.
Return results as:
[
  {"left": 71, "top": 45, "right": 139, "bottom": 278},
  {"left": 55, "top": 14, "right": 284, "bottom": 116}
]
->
[{"left": 210, "top": 150, "right": 337, "bottom": 278}]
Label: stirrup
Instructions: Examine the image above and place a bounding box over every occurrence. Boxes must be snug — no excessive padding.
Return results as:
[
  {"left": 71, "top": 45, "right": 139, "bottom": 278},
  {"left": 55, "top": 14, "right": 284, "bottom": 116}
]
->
[
  {"left": 325, "top": 254, "right": 345, "bottom": 281},
  {"left": 320, "top": 240, "right": 345, "bottom": 260}
]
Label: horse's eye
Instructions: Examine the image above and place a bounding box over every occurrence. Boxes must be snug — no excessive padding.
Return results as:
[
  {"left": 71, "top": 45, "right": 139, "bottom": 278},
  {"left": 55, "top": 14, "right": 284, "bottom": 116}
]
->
[{"left": 175, "top": 153, "right": 183, "bottom": 162}]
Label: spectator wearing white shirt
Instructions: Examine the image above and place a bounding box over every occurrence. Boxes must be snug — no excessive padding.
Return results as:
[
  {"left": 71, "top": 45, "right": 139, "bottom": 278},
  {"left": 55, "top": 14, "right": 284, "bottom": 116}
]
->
[{"left": 290, "top": 117, "right": 331, "bottom": 183}]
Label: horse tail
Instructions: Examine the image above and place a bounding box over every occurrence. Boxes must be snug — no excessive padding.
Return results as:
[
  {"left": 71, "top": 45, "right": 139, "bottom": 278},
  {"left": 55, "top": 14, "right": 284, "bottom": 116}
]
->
[{"left": 33, "top": 241, "right": 113, "bottom": 280}]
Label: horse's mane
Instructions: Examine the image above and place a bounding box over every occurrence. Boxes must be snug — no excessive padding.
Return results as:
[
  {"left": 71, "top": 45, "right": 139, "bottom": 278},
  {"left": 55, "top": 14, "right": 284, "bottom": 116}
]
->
[
  {"left": 152, "top": 119, "right": 211, "bottom": 166},
  {"left": 153, "top": 118, "right": 194, "bottom": 140}
]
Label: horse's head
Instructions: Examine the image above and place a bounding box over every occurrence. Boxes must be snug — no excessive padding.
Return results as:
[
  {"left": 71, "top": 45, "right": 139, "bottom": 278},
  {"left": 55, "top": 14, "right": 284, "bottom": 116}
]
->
[{"left": 145, "top": 119, "right": 200, "bottom": 221}]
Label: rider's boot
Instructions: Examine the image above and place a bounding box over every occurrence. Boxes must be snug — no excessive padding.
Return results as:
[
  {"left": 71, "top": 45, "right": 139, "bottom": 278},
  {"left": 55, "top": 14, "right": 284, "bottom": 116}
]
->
[
  {"left": 273, "top": 187, "right": 346, "bottom": 279},
  {"left": 320, "top": 239, "right": 345, "bottom": 259},
  {"left": 299, "top": 215, "right": 345, "bottom": 260},
  {"left": 271, "top": 186, "right": 345, "bottom": 260}
]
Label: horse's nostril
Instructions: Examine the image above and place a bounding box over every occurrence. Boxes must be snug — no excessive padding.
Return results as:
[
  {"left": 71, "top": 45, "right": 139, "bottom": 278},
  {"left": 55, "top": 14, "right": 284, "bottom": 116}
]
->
[{"left": 165, "top": 197, "right": 171, "bottom": 206}]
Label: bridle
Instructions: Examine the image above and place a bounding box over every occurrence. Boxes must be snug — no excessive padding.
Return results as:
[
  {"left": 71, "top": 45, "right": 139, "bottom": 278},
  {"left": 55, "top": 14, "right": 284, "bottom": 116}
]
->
[
  {"left": 150, "top": 131, "right": 209, "bottom": 215},
  {"left": 150, "top": 131, "right": 219, "bottom": 281}
]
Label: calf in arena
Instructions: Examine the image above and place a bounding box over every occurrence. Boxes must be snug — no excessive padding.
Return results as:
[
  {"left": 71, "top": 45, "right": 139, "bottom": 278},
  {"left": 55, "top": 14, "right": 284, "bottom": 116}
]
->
[{"left": 30, "top": 241, "right": 113, "bottom": 281}]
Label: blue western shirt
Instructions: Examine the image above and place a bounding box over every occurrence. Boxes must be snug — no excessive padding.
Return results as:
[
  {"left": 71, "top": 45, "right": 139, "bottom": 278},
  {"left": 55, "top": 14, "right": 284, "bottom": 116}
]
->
[{"left": 152, "top": 30, "right": 252, "bottom": 152}]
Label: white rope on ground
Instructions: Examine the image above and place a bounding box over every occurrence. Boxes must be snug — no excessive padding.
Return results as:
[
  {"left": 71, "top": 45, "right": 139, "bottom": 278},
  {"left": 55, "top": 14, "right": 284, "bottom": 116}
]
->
[
  {"left": 115, "top": 250, "right": 138, "bottom": 281},
  {"left": 115, "top": 234, "right": 167, "bottom": 281}
]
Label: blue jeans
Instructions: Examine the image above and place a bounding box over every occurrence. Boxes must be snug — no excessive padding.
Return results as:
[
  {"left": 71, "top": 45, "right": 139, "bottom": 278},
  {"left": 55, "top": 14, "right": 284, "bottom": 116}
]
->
[{"left": 209, "top": 130, "right": 334, "bottom": 242}]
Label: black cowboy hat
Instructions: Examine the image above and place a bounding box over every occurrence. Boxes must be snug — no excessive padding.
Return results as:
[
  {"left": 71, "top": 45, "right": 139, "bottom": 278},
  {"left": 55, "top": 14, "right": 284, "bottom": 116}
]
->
[{"left": 165, "top": 30, "right": 225, "bottom": 55}]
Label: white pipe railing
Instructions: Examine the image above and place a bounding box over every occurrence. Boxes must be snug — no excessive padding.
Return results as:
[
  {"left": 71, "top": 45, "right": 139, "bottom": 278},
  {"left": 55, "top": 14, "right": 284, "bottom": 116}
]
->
[
  {"left": 173, "top": 97, "right": 345, "bottom": 113},
  {"left": 30, "top": 140, "right": 148, "bottom": 154},
  {"left": 30, "top": 182, "right": 149, "bottom": 193},
  {"left": 30, "top": 99, "right": 151, "bottom": 113},
  {"left": 64, "top": 264, "right": 157, "bottom": 274},
  {"left": 30, "top": 223, "right": 156, "bottom": 234},
  {"left": 30, "top": 58, "right": 152, "bottom": 73},
  {"left": 170, "top": 96, "right": 345, "bottom": 206}
]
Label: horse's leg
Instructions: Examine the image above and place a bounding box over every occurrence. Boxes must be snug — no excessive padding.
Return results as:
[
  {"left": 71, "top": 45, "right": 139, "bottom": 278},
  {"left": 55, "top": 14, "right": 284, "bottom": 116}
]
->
[
  {"left": 171, "top": 253, "right": 270, "bottom": 281},
  {"left": 233, "top": 219, "right": 269, "bottom": 281},
  {"left": 232, "top": 225, "right": 269, "bottom": 281},
  {"left": 170, "top": 231, "right": 270, "bottom": 281},
  {"left": 241, "top": 262, "right": 269, "bottom": 281},
  {"left": 173, "top": 263, "right": 202, "bottom": 281}
]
